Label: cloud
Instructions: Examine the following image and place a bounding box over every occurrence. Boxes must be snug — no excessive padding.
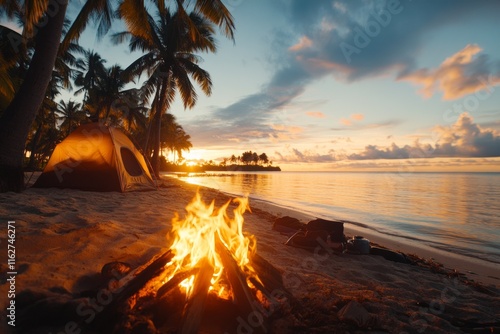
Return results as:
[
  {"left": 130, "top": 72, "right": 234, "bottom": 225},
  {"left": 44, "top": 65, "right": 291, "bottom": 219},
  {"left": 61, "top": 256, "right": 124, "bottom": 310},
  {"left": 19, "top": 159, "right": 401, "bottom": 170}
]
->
[
  {"left": 433, "top": 113, "right": 500, "bottom": 157},
  {"left": 282, "top": 0, "right": 500, "bottom": 100},
  {"left": 274, "top": 147, "right": 338, "bottom": 163},
  {"left": 306, "top": 111, "right": 326, "bottom": 118},
  {"left": 211, "top": 1, "right": 499, "bottom": 135},
  {"left": 348, "top": 142, "right": 430, "bottom": 160},
  {"left": 339, "top": 118, "right": 352, "bottom": 126},
  {"left": 339, "top": 113, "right": 364, "bottom": 126},
  {"left": 331, "top": 119, "right": 401, "bottom": 131},
  {"left": 289, "top": 36, "right": 313, "bottom": 52},
  {"left": 400, "top": 44, "right": 500, "bottom": 100},
  {"left": 271, "top": 113, "right": 500, "bottom": 165},
  {"left": 351, "top": 113, "right": 364, "bottom": 121},
  {"left": 348, "top": 113, "right": 500, "bottom": 160},
  {"left": 186, "top": 1, "right": 500, "bottom": 149},
  {"left": 269, "top": 124, "right": 303, "bottom": 142}
]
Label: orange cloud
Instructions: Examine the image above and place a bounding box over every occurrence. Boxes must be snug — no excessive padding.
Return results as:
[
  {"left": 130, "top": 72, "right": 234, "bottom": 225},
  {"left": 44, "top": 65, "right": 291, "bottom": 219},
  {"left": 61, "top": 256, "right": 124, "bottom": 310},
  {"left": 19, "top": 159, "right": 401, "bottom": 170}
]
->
[
  {"left": 303, "top": 57, "right": 353, "bottom": 77},
  {"left": 340, "top": 118, "right": 351, "bottom": 126},
  {"left": 401, "top": 44, "right": 500, "bottom": 100},
  {"left": 340, "top": 113, "right": 365, "bottom": 125},
  {"left": 306, "top": 111, "right": 326, "bottom": 118},
  {"left": 289, "top": 36, "right": 313, "bottom": 52},
  {"left": 351, "top": 113, "right": 364, "bottom": 121},
  {"left": 270, "top": 124, "right": 303, "bottom": 142}
]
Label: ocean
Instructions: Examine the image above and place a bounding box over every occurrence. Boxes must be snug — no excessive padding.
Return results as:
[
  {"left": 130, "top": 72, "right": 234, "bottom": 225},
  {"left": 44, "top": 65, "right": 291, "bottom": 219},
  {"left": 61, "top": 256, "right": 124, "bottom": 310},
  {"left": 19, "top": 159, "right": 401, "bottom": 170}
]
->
[{"left": 170, "top": 171, "right": 500, "bottom": 265}]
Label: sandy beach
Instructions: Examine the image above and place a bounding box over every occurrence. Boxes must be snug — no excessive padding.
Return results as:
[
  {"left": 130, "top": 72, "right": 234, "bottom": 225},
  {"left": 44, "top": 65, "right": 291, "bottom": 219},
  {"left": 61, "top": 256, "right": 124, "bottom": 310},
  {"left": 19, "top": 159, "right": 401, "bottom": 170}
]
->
[{"left": 1, "top": 175, "right": 499, "bottom": 333}]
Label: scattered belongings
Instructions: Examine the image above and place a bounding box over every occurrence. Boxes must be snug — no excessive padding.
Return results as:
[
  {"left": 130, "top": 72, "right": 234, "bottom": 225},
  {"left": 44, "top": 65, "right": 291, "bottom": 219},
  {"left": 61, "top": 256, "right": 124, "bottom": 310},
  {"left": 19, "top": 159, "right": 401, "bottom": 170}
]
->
[
  {"left": 278, "top": 217, "right": 413, "bottom": 264},
  {"left": 346, "top": 236, "right": 371, "bottom": 254},
  {"left": 272, "top": 216, "right": 305, "bottom": 236},
  {"left": 283, "top": 218, "right": 347, "bottom": 252},
  {"left": 306, "top": 218, "right": 347, "bottom": 243},
  {"left": 370, "top": 246, "right": 413, "bottom": 264}
]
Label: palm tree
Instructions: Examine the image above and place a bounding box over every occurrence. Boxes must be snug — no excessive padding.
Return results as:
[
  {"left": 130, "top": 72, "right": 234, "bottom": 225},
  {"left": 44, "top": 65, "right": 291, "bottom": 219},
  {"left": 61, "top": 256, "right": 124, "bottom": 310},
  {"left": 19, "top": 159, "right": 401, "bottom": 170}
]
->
[
  {"left": 160, "top": 113, "right": 192, "bottom": 163},
  {"left": 74, "top": 49, "right": 107, "bottom": 103},
  {"left": 89, "top": 64, "right": 129, "bottom": 121},
  {"left": 0, "top": 1, "right": 69, "bottom": 191},
  {"left": 259, "top": 153, "right": 269, "bottom": 166},
  {"left": 241, "top": 151, "right": 253, "bottom": 165},
  {"left": 117, "top": 88, "right": 148, "bottom": 133},
  {"left": 0, "top": 0, "right": 234, "bottom": 191},
  {"left": 26, "top": 100, "right": 58, "bottom": 170},
  {"left": 56, "top": 100, "right": 85, "bottom": 136},
  {"left": 115, "top": 4, "right": 216, "bottom": 176},
  {"left": 0, "top": 24, "right": 28, "bottom": 111}
]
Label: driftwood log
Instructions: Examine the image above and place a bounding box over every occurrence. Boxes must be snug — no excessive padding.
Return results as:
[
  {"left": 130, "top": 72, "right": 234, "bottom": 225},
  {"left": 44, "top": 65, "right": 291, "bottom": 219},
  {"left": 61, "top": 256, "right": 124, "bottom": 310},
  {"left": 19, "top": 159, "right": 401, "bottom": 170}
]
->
[{"left": 93, "top": 250, "right": 174, "bottom": 331}]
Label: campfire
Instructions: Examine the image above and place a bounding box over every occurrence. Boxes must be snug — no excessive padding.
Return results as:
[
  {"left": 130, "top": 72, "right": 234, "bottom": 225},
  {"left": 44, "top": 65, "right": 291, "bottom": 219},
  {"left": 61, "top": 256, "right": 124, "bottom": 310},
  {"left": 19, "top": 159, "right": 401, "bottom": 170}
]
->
[{"left": 97, "top": 192, "right": 291, "bottom": 333}]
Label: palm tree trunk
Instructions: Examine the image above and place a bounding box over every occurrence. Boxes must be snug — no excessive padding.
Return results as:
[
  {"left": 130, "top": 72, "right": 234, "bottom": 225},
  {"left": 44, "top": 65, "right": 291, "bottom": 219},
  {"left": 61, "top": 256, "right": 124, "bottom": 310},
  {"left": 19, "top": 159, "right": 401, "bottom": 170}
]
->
[
  {"left": 0, "top": 1, "right": 68, "bottom": 192},
  {"left": 143, "top": 89, "right": 161, "bottom": 153},
  {"left": 151, "top": 101, "right": 163, "bottom": 177},
  {"left": 27, "top": 122, "right": 43, "bottom": 170},
  {"left": 151, "top": 77, "right": 169, "bottom": 177}
]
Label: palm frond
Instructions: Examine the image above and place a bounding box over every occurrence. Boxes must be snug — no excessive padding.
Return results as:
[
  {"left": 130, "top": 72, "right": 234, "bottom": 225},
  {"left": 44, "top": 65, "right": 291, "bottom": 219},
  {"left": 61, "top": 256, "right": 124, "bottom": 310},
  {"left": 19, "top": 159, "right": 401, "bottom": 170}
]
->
[
  {"left": 193, "top": 0, "right": 235, "bottom": 41},
  {"left": 110, "top": 31, "right": 131, "bottom": 45},
  {"left": 118, "top": 0, "right": 153, "bottom": 43},
  {"left": 0, "top": 0, "right": 21, "bottom": 18},
  {"left": 0, "top": 25, "right": 27, "bottom": 65},
  {"left": 0, "top": 60, "right": 15, "bottom": 103},
  {"left": 180, "top": 59, "right": 212, "bottom": 96},
  {"left": 60, "top": 0, "right": 114, "bottom": 53},
  {"left": 171, "top": 63, "right": 196, "bottom": 109},
  {"left": 123, "top": 52, "right": 157, "bottom": 81},
  {"left": 187, "top": 12, "right": 217, "bottom": 53},
  {"left": 96, "top": 0, "right": 114, "bottom": 39},
  {"left": 23, "top": 0, "right": 49, "bottom": 37}
]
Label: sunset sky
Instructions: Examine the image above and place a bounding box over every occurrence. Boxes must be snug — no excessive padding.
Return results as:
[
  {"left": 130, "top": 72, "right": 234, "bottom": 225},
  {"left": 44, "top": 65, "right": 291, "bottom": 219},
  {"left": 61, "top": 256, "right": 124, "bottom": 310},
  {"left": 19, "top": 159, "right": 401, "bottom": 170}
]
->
[{"left": 69, "top": 1, "right": 500, "bottom": 171}]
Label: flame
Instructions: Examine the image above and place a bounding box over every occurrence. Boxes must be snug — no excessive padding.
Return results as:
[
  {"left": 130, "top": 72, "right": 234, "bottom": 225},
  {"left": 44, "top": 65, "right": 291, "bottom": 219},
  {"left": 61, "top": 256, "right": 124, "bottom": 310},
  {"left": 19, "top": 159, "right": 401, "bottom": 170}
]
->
[{"left": 165, "top": 191, "right": 258, "bottom": 298}]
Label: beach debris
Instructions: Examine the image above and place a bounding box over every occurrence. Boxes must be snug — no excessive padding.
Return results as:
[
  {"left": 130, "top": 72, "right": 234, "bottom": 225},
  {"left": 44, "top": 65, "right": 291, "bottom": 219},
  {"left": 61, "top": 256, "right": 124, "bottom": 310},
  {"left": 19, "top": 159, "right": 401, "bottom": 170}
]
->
[{"left": 94, "top": 192, "right": 291, "bottom": 333}]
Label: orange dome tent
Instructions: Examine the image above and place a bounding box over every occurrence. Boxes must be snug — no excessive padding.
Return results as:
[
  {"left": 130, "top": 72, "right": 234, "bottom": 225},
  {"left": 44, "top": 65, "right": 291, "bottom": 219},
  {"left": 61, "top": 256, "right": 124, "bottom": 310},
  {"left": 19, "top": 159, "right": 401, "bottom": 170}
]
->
[{"left": 33, "top": 123, "right": 156, "bottom": 192}]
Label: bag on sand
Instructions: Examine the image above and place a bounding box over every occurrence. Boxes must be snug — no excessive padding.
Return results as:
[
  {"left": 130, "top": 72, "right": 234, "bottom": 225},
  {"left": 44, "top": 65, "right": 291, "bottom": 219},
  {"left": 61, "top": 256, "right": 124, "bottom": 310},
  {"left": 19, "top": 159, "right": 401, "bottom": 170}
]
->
[
  {"left": 272, "top": 216, "right": 305, "bottom": 236},
  {"left": 283, "top": 218, "right": 346, "bottom": 252}
]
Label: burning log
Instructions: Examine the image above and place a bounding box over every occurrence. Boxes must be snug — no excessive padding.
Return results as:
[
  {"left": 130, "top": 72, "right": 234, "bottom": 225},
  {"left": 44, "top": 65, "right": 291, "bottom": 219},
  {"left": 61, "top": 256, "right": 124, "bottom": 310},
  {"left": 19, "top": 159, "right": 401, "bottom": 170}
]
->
[
  {"left": 216, "top": 237, "right": 269, "bottom": 333},
  {"left": 94, "top": 250, "right": 173, "bottom": 329},
  {"left": 251, "top": 252, "right": 291, "bottom": 298},
  {"left": 156, "top": 267, "right": 199, "bottom": 298},
  {"left": 179, "top": 258, "right": 214, "bottom": 334}
]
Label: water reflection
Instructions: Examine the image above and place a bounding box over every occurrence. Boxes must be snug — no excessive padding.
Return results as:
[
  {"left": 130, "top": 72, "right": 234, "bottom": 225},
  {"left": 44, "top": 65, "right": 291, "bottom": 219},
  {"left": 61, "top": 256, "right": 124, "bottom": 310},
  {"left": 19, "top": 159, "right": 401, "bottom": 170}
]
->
[{"left": 180, "top": 171, "right": 500, "bottom": 263}]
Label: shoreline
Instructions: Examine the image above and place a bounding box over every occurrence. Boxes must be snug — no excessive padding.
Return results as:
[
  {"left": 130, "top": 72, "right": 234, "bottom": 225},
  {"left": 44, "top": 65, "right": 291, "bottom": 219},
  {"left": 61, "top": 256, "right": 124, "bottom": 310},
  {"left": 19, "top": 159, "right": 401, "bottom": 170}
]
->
[
  {"left": 0, "top": 175, "right": 499, "bottom": 332},
  {"left": 246, "top": 196, "right": 500, "bottom": 287}
]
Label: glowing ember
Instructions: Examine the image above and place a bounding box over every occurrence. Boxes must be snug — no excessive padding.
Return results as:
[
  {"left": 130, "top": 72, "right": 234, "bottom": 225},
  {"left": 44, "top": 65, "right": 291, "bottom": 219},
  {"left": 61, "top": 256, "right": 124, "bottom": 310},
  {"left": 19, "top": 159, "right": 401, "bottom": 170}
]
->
[{"left": 165, "top": 192, "right": 258, "bottom": 298}]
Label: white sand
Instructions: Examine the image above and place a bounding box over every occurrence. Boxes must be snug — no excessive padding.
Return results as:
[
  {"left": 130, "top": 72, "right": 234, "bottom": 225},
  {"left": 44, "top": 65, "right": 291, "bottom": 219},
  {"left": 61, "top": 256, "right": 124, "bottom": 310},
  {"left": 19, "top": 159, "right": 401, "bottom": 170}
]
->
[{"left": 0, "top": 176, "right": 499, "bottom": 333}]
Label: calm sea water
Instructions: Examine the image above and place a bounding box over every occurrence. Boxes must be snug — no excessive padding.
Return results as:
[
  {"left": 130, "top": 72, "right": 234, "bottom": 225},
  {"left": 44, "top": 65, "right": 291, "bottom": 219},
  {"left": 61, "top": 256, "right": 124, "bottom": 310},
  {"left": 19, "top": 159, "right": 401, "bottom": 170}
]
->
[{"left": 171, "top": 171, "right": 500, "bottom": 265}]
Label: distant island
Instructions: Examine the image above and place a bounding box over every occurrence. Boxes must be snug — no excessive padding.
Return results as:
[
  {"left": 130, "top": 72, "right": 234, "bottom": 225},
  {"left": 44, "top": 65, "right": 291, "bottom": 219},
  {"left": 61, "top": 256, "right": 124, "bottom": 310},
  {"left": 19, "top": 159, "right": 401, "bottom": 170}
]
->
[{"left": 160, "top": 150, "right": 281, "bottom": 173}]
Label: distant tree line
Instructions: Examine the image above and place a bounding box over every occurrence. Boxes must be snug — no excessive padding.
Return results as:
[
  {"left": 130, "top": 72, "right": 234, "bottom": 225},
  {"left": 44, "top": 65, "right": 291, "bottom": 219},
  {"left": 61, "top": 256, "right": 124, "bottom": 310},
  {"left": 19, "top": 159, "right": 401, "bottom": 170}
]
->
[
  {"left": 221, "top": 151, "right": 273, "bottom": 167},
  {"left": 160, "top": 150, "right": 281, "bottom": 172}
]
